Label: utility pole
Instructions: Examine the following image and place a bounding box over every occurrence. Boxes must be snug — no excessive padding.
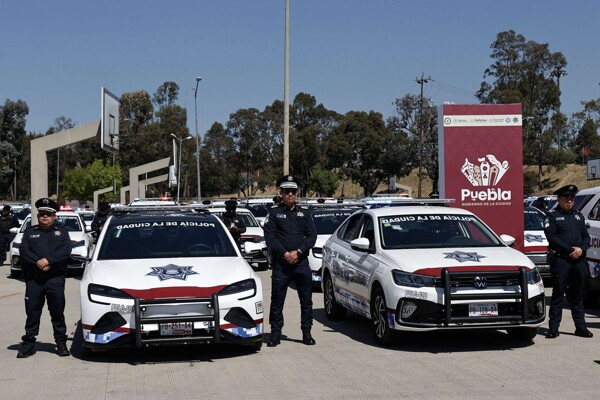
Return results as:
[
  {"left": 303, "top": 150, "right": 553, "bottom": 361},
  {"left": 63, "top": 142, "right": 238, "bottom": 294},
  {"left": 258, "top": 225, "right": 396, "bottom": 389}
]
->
[
  {"left": 416, "top": 73, "right": 431, "bottom": 198},
  {"left": 283, "top": 0, "right": 290, "bottom": 175}
]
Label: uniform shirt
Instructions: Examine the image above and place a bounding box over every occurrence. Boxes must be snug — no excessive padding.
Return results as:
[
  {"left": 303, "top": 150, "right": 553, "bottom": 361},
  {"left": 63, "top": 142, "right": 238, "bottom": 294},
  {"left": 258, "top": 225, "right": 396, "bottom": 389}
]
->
[
  {"left": 20, "top": 223, "right": 72, "bottom": 278},
  {"left": 91, "top": 212, "right": 110, "bottom": 234},
  {"left": 0, "top": 212, "right": 20, "bottom": 233},
  {"left": 219, "top": 213, "right": 247, "bottom": 242},
  {"left": 264, "top": 203, "right": 317, "bottom": 264},
  {"left": 544, "top": 207, "right": 590, "bottom": 259}
]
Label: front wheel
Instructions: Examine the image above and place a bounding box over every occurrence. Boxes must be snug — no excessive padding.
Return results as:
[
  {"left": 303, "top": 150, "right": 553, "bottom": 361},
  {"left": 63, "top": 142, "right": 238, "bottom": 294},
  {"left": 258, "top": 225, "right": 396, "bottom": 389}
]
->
[
  {"left": 371, "top": 287, "right": 396, "bottom": 346},
  {"left": 323, "top": 272, "right": 347, "bottom": 321}
]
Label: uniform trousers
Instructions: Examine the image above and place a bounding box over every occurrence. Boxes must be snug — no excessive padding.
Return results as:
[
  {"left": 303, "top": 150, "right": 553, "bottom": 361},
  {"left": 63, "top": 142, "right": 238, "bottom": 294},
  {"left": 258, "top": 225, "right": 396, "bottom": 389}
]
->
[
  {"left": 548, "top": 258, "right": 588, "bottom": 331},
  {"left": 0, "top": 233, "right": 12, "bottom": 262},
  {"left": 22, "top": 276, "right": 68, "bottom": 344},
  {"left": 270, "top": 262, "right": 313, "bottom": 334}
]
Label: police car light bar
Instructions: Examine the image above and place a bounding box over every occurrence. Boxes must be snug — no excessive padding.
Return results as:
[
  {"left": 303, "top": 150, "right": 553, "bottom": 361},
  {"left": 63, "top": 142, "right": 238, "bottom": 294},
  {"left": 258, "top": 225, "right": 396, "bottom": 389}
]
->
[{"left": 362, "top": 198, "right": 456, "bottom": 208}]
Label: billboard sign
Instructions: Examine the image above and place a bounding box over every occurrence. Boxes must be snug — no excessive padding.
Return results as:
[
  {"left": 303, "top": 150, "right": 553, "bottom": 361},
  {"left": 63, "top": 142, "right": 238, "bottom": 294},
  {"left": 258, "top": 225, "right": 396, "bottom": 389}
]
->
[{"left": 438, "top": 104, "right": 524, "bottom": 250}]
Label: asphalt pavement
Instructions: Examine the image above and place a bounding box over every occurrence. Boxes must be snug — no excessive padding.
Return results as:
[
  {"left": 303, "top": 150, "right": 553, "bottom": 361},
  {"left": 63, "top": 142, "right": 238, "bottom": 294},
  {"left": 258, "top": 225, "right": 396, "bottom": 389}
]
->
[{"left": 1, "top": 258, "right": 600, "bottom": 400}]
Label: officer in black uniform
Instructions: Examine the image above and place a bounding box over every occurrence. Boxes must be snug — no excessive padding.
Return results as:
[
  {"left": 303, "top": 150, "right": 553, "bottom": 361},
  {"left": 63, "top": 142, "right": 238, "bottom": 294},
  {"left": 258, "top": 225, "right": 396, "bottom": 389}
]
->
[
  {"left": 272, "top": 195, "right": 282, "bottom": 207},
  {"left": 91, "top": 201, "right": 111, "bottom": 241},
  {"left": 0, "top": 205, "right": 20, "bottom": 264},
  {"left": 544, "top": 185, "right": 593, "bottom": 339},
  {"left": 17, "top": 198, "right": 72, "bottom": 358},
  {"left": 264, "top": 175, "right": 317, "bottom": 347},
  {"left": 219, "top": 199, "right": 246, "bottom": 246}
]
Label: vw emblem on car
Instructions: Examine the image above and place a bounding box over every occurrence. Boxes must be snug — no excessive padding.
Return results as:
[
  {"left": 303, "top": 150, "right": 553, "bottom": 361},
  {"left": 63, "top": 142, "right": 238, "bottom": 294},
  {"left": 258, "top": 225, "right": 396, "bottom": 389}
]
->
[{"left": 473, "top": 276, "right": 487, "bottom": 289}]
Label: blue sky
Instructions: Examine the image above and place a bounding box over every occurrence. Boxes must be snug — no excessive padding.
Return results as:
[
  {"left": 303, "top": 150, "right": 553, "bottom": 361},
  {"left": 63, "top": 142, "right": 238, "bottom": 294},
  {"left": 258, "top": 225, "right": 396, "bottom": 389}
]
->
[{"left": 2, "top": 1, "right": 599, "bottom": 138}]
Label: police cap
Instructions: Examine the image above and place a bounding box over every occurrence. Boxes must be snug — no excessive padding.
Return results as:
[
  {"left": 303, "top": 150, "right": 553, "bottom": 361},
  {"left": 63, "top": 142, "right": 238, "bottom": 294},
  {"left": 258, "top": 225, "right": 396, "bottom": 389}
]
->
[
  {"left": 553, "top": 184, "right": 578, "bottom": 197},
  {"left": 272, "top": 195, "right": 283, "bottom": 203},
  {"left": 225, "top": 200, "right": 237, "bottom": 211},
  {"left": 35, "top": 197, "right": 60, "bottom": 213},
  {"left": 277, "top": 175, "right": 299, "bottom": 189},
  {"left": 2, "top": 205, "right": 11, "bottom": 212}
]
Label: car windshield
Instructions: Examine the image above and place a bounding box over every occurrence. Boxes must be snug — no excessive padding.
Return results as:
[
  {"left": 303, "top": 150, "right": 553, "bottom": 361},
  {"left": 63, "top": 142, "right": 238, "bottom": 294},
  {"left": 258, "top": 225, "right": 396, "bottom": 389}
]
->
[
  {"left": 379, "top": 213, "right": 503, "bottom": 249},
  {"left": 247, "top": 204, "right": 270, "bottom": 218},
  {"left": 214, "top": 211, "right": 259, "bottom": 227},
  {"left": 97, "top": 218, "right": 238, "bottom": 260},
  {"left": 79, "top": 212, "right": 95, "bottom": 222},
  {"left": 56, "top": 216, "right": 83, "bottom": 231},
  {"left": 311, "top": 210, "right": 354, "bottom": 235},
  {"left": 524, "top": 207, "right": 545, "bottom": 230}
]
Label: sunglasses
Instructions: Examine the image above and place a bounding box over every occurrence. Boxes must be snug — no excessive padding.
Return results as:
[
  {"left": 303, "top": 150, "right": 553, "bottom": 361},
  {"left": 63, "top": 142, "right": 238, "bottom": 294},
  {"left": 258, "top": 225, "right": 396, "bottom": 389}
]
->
[
  {"left": 39, "top": 210, "right": 55, "bottom": 217},
  {"left": 283, "top": 188, "right": 297, "bottom": 195}
]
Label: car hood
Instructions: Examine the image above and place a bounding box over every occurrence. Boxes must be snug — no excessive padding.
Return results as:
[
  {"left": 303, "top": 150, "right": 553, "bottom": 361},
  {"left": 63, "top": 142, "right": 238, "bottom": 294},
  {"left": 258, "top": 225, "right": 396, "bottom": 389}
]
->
[
  {"left": 379, "top": 246, "right": 534, "bottom": 275},
  {"left": 523, "top": 229, "right": 548, "bottom": 253},
  {"left": 85, "top": 257, "right": 255, "bottom": 299}
]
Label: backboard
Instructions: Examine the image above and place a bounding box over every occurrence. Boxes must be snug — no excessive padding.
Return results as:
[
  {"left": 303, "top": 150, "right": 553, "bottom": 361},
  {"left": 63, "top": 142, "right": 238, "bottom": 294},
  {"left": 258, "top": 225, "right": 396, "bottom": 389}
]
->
[
  {"left": 101, "top": 87, "right": 120, "bottom": 152},
  {"left": 588, "top": 158, "right": 600, "bottom": 180}
]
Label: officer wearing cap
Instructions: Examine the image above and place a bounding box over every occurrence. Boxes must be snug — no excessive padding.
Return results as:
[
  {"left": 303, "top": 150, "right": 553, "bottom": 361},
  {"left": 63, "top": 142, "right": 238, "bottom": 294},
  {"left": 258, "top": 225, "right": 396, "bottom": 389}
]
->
[
  {"left": 219, "top": 199, "right": 246, "bottom": 245},
  {"left": 0, "top": 205, "right": 20, "bottom": 265},
  {"left": 91, "top": 202, "right": 111, "bottom": 241},
  {"left": 264, "top": 175, "right": 317, "bottom": 347},
  {"left": 272, "top": 195, "right": 283, "bottom": 207},
  {"left": 544, "top": 185, "right": 593, "bottom": 339},
  {"left": 17, "top": 198, "right": 72, "bottom": 358}
]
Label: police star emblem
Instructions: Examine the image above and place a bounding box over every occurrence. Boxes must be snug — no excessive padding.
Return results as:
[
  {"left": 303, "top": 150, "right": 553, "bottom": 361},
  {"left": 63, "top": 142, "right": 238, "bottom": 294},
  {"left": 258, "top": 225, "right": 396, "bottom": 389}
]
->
[
  {"left": 54, "top": 231, "right": 62, "bottom": 236},
  {"left": 146, "top": 264, "right": 198, "bottom": 281},
  {"left": 524, "top": 233, "right": 544, "bottom": 243},
  {"left": 443, "top": 251, "right": 486, "bottom": 263}
]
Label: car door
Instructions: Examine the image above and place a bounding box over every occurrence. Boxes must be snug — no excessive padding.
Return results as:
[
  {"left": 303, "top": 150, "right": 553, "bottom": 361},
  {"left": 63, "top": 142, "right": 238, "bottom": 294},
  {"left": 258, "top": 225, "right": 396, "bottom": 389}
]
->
[
  {"left": 580, "top": 193, "right": 600, "bottom": 278},
  {"left": 329, "top": 213, "right": 365, "bottom": 311},
  {"left": 344, "top": 215, "right": 378, "bottom": 318}
]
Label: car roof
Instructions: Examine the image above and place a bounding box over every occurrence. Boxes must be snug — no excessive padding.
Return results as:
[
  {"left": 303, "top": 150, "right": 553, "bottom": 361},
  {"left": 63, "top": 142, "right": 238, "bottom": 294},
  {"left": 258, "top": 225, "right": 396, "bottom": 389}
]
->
[
  {"left": 361, "top": 204, "right": 473, "bottom": 217},
  {"left": 575, "top": 186, "right": 600, "bottom": 195}
]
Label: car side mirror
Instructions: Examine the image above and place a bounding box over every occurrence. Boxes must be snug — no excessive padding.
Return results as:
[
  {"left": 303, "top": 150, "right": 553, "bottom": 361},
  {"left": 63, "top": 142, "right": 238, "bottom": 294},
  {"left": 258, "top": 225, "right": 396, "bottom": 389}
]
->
[
  {"left": 500, "top": 234, "right": 515, "bottom": 247},
  {"left": 350, "top": 237, "right": 371, "bottom": 252}
]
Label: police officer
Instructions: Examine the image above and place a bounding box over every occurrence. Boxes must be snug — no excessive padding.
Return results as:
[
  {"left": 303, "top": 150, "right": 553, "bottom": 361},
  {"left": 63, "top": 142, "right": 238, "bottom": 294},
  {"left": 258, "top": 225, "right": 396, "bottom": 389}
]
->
[
  {"left": 91, "top": 202, "right": 111, "bottom": 242},
  {"left": 272, "top": 195, "right": 282, "bottom": 207},
  {"left": 264, "top": 175, "right": 317, "bottom": 347},
  {"left": 220, "top": 199, "right": 246, "bottom": 245},
  {"left": 544, "top": 185, "right": 593, "bottom": 339},
  {"left": 0, "top": 205, "right": 20, "bottom": 265},
  {"left": 17, "top": 198, "right": 72, "bottom": 358}
]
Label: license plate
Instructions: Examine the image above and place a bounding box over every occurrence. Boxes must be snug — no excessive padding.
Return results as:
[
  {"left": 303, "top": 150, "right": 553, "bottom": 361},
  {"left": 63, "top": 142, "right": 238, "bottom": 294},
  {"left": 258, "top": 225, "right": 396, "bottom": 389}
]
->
[
  {"left": 160, "top": 322, "right": 193, "bottom": 336},
  {"left": 468, "top": 303, "right": 498, "bottom": 317}
]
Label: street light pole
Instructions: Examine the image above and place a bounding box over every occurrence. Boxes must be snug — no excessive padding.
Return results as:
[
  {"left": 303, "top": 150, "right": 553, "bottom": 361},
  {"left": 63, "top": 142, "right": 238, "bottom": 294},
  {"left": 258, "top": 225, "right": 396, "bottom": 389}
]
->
[
  {"left": 171, "top": 134, "right": 192, "bottom": 204},
  {"left": 194, "top": 76, "right": 203, "bottom": 202}
]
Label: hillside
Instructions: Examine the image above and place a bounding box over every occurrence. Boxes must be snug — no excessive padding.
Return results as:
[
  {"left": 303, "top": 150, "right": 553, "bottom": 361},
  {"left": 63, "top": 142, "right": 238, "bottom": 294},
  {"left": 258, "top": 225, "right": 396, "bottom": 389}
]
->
[{"left": 229, "top": 163, "right": 597, "bottom": 199}]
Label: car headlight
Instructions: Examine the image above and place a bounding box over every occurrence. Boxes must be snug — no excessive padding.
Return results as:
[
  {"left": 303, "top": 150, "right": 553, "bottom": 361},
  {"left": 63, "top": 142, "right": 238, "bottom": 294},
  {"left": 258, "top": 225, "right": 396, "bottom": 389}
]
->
[
  {"left": 71, "top": 240, "right": 85, "bottom": 248},
  {"left": 392, "top": 269, "right": 437, "bottom": 288},
  {"left": 527, "top": 267, "right": 542, "bottom": 284},
  {"left": 88, "top": 283, "right": 132, "bottom": 299},
  {"left": 218, "top": 278, "right": 256, "bottom": 296}
]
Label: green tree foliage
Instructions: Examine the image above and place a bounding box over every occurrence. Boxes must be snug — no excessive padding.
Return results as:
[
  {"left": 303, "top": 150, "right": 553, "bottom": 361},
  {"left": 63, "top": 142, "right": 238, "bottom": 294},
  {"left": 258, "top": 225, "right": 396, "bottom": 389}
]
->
[
  {"left": 62, "top": 159, "right": 122, "bottom": 203},
  {"left": 201, "top": 122, "right": 238, "bottom": 197},
  {"left": 0, "top": 99, "right": 29, "bottom": 200},
  {"left": 325, "top": 111, "right": 392, "bottom": 196},
  {"left": 153, "top": 82, "right": 179, "bottom": 109},
  {"left": 308, "top": 165, "right": 339, "bottom": 197},
  {"left": 476, "top": 30, "right": 567, "bottom": 189}
]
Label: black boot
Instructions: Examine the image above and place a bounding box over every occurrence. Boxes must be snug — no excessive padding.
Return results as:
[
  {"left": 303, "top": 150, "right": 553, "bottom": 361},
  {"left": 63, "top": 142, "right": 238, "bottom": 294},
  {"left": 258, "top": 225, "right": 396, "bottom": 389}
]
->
[
  {"left": 302, "top": 331, "right": 316, "bottom": 345},
  {"left": 574, "top": 327, "right": 593, "bottom": 338},
  {"left": 56, "top": 341, "right": 71, "bottom": 357},
  {"left": 267, "top": 332, "right": 281, "bottom": 347},
  {"left": 17, "top": 342, "right": 36, "bottom": 358}
]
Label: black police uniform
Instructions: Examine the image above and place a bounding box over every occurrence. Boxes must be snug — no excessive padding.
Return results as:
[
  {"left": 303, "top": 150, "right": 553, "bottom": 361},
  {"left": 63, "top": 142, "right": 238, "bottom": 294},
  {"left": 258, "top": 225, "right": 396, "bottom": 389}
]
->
[
  {"left": 18, "top": 199, "right": 72, "bottom": 357},
  {"left": 220, "top": 201, "right": 247, "bottom": 245},
  {"left": 263, "top": 198, "right": 317, "bottom": 345},
  {"left": 544, "top": 185, "right": 592, "bottom": 338},
  {"left": 0, "top": 208, "right": 20, "bottom": 263},
  {"left": 91, "top": 202, "right": 111, "bottom": 239}
]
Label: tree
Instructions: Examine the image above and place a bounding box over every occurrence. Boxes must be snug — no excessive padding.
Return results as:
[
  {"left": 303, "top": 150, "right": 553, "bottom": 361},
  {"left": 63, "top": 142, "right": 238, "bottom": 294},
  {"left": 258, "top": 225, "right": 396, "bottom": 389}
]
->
[
  {"left": 325, "top": 111, "right": 391, "bottom": 196},
  {"left": 62, "top": 159, "right": 122, "bottom": 203},
  {"left": 0, "top": 99, "right": 29, "bottom": 200},
  {"left": 153, "top": 82, "right": 179, "bottom": 109},
  {"left": 308, "top": 165, "right": 339, "bottom": 197},
  {"left": 477, "top": 30, "right": 567, "bottom": 190}
]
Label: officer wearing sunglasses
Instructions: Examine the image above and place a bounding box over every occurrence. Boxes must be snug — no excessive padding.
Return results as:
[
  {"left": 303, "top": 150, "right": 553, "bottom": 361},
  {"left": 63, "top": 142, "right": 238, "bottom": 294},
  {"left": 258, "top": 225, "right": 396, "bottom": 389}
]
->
[
  {"left": 263, "top": 175, "right": 317, "bottom": 347},
  {"left": 16, "top": 198, "right": 72, "bottom": 358}
]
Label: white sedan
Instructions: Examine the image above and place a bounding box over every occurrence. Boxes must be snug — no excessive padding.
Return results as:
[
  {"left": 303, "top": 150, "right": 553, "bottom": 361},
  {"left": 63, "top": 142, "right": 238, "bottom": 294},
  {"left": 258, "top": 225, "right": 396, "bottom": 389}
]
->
[
  {"left": 9, "top": 211, "right": 93, "bottom": 278},
  {"left": 322, "top": 201, "right": 545, "bottom": 345},
  {"left": 80, "top": 205, "right": 264, "bottom": 356}
]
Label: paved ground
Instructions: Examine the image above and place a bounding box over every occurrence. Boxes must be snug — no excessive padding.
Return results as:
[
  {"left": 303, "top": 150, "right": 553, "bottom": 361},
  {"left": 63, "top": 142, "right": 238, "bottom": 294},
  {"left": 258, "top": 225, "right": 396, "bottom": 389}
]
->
[{"left": 1, "top": 259, "right": 600, "bottom": 400}]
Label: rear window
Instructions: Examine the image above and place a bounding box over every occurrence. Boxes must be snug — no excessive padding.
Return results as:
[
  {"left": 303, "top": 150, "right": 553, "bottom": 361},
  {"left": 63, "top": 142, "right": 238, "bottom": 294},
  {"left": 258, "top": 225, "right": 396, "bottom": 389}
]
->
[
  {"left": 311, "top": 210, "right": 353, "bottom": 235},
  {"left": 97, "top": 218, "right": 237, "bottom": 260}
]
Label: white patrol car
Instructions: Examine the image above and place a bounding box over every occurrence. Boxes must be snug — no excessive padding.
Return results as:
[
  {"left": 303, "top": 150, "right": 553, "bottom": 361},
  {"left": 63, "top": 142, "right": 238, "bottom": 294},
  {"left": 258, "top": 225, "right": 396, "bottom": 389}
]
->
[
  {"left": 208, "top": 206, "right": 270, "bottom": 270},
  {"left": 10, "top": 211, "right": 93, "bottom": 278},
  {"left": 523, "top": 206, "right": 550, "bottom": 278},
  {"left": 79, "top": 205, "right": 264, "bottom": 356},
  {"left": 322, "top": 200, "right": 545, "bottom": 345}
]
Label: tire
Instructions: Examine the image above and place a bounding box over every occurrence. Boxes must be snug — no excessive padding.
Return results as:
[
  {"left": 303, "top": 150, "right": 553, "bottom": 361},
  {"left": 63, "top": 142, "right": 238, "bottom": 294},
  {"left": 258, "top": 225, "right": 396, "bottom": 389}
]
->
[
  {"left": 257, "top": 262, "right": 270, "bottom": 271},
  {"left": 582, "top": 284, "right": 600, "bottom": 308},
  {"left": 323, "top": 272, "right": 347, "bottom": 321},
  {"left": 10, "top": 268, "right": 21, "bottom": 279},
  {"left": 371, "top": 286, "right": 396, "bottom": 346},
  {"left": 506, "top": 327, "right": 538, "bottom": 341},
  {"left": 253, "top": 340, "right": 263, "bottom": 351}
]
